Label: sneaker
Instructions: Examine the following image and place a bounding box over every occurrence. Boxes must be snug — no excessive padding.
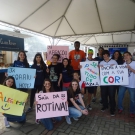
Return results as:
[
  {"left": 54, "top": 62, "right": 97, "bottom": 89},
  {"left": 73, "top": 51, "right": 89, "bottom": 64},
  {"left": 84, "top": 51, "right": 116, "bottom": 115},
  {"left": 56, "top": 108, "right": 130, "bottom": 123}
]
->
[
  {"left": 100, "top": 100, "right": 103, "bottom": 105},
  {"left": 130, "top": 113, "right": 135, "bottom": 118},
  {"left": 87, "top": 104, "right": 92, "bottom": 110},
  {"left": 65, "top": 116, "right": 72, "bottom": 124},
  {"left": 26, "top": 107, "right": 32, "bottom": 113},
  {"left": 118, "top": 109, "right": 123, "bottom": 114},
  {"left": 101, "top": 107, "right": 108, "bottom": 112},
  {"left": 4, "top": 117, "right": 10, "bottom": 128},
  {"left": 35, "top": 119, "right": 40, "bottom": 124},
  {"left": 92, "top": 98, "right": 96, "bottom": 103},
  {"left": 111, "top": 111, "right": 115, "bottom": 116},
  {"left": 73, "top": 117, "right": 79, "bottom": 121}
]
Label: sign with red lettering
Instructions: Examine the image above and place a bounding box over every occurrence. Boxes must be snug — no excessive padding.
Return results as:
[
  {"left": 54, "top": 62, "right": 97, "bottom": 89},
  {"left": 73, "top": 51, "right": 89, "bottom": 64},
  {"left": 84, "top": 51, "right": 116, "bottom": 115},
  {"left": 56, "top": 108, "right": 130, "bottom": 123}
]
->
[
  {"left": 47, "top": 46, "right": 69, "bottom": 62},
  {"left": 100, "top": 65, "right": 129, "bottom": 85},
  {"left": 35, "top": 91, "right": 69, "bottom": 119}
]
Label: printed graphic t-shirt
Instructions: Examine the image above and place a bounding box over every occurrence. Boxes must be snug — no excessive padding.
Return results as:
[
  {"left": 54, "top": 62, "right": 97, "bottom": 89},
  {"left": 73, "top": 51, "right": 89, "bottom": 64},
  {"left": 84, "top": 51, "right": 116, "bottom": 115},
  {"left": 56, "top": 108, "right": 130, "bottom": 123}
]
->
[
  {"left": 122, "top": 61, "right": 135, "bottom": 88},
  {"left": 67, "top": 88, "right": 81, "bottom": 107},
  {"left": 69, "top": 50, "right": 85, "bottom": 70},
  {"left": 48, "top": 64, "right": 62, "bottom": 83}
]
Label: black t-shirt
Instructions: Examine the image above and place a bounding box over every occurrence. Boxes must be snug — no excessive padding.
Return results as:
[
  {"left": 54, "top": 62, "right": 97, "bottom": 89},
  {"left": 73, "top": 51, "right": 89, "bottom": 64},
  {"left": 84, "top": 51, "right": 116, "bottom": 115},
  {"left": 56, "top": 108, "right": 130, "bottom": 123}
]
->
[
  {"left": 48, "top": 64, "right": 62, "bottom": 84},
  {"left": 67, "top": 89, "right": 81, "bottom": 107}
]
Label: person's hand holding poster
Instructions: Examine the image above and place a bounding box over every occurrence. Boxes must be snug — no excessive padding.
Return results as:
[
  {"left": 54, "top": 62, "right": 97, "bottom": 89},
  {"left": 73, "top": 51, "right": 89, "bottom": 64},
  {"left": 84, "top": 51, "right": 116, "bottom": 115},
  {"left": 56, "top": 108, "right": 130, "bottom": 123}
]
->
[{"left": 35, "top": 91, "right": 69, "bottom": 119}]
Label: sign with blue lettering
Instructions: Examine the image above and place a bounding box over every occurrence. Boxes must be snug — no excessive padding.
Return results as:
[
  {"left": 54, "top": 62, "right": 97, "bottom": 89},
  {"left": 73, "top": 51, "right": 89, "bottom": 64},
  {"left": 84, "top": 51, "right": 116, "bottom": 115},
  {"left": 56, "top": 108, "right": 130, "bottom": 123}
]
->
[
  {"left": 7, "top": 67, "right": 36, "bottom": 88},
  {"left": 80, "top": 61, "right": 100, "bottom": 86},
  {"left": 100, "top": 65, "right": 129, "bottom": 85},
  {"left": 0, "top": 34, "right": 24, "bottom": 51}
]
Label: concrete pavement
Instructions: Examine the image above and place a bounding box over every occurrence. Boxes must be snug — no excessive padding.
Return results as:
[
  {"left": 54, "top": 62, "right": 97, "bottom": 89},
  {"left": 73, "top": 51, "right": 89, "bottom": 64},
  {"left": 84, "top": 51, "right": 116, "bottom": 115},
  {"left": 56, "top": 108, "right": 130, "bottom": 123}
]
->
[{"left": 0, "top": 89, "right": 135, "bottom": 135}]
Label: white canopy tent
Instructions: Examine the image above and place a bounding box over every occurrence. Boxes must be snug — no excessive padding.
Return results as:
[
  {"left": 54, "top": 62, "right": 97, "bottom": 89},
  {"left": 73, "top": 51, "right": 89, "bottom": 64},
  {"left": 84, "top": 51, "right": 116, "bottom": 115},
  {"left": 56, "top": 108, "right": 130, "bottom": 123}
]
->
[{"left": 0, "top": 0, "right": 135, "bottom": 46}]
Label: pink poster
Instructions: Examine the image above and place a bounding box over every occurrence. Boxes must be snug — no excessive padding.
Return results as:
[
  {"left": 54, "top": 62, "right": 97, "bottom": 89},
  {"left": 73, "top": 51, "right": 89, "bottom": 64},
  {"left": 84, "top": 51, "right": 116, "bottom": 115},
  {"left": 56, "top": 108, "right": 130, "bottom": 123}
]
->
[
  {"left": 35, "top": 91, "right": 69, "bottom": 119},
  {"left": 47, "top": 46, "right": 69, "bottom": 62}
]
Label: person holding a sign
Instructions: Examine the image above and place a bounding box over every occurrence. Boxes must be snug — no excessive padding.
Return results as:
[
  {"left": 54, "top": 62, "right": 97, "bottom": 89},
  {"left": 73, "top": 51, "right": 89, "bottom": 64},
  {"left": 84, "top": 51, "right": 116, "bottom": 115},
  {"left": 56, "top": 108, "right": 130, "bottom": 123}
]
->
[
  {"left": 26, "top": 53, "right": 47, "bottom": 113},
  {"left": 62, "top": 58, "right": 73, "bottom": 91},
  {"left": 100, "top": 50, "right": 118, "bottom": 116},
  {"left": 35, "top": 79, "right": 62, "bottom": 130},
  {"left": 92, "top": 47, "right": 104, "bottom": 103},
  {"left": 2, "top": 76, "right": 26, "bottom": 127},
  {"left": 118, "top": 51, "right": 135, "bottom": 118},
  {"left": 46, "top": 54, "right": 62, "bottom": 91},
  {"left": 85, "top": 49, "right": 97, "bottom": 110},
  {"left": 69, "top": 41, "right": 85, "bottom": 74},
  {"left": 112, "top": 51, "right": 124, "bottom": 94},
  {"left": 66, "top": 79, "right": 88, "bottom": 124},
  {"left": 12, "top": 51, "right": 29, "bottom": 92}
]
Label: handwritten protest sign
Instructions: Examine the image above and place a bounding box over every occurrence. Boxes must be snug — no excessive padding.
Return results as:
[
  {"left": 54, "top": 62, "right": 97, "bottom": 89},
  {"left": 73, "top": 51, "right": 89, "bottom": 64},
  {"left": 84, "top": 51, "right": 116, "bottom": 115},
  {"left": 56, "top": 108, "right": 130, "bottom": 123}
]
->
[
  {"left": 0, "top": 85, "right": 28, "bottom": 116},
  {"left": 100, "top": 65, "right": 129, "bottom": 85},
  {"left": 8, "top": 67, "right": 36, "bottom": 88},
  {"left": 35, "top": 91, "right": 68, "bottom": 119},
  {"left": 47, "top": 46, "right": 69, "bottom": 62},
  {"left": 80, "top": 61, "right": 100, "bottom": 86}
]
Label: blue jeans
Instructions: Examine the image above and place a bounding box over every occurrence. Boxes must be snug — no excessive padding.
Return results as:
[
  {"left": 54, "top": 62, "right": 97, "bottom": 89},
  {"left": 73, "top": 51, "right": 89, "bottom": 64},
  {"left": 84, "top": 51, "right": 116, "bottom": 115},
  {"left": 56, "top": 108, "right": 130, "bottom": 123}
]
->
[
  {"left": 118, "top": 86, "right": 135, "bottom": 114},
  {"left": 3, "top": 113, "right": 26, "bottom": 123},
  {"left": 40, "top": 117, "right": 62, "bottom": 130},
  {"left": 68, "top": 105, "right": 84, "bottom": 118}
]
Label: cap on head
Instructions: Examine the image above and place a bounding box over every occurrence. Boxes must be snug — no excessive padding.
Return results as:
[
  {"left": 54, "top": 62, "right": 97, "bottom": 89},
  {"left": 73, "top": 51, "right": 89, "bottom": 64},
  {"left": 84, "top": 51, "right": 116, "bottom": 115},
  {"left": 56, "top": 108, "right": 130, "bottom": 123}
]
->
[{"left": 88, "top": 49, "right": 93, "bottom": 54}]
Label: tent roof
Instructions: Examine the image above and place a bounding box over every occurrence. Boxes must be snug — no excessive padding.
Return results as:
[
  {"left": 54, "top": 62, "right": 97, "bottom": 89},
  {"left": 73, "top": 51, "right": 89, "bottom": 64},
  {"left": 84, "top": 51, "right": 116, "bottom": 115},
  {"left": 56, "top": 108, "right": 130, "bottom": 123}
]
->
[{"left": 0, "top": 0, "right": 135, "bottom": 44}]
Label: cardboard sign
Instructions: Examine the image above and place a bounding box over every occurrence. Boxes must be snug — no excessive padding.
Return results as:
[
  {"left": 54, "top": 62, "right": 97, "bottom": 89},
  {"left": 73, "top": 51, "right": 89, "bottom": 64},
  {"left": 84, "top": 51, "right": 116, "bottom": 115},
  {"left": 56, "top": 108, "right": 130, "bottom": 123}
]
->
[
  {"left": 8, "top": 67, "right": 36, "bottom": 88},
  {"left": 35, "top": 91, "right": 69, "bottom": 119},
  {"left": 80, "top": 61, "right": 100, "bottom": 86},
  {"left": 0, "top": 85, "right": 28, "bottom": 116},
  {"left": 47, "top": 46, "right": 69, "bottom": 62},
  {"left": 100, "top": 65, "right": 129, "bottom": 85}
]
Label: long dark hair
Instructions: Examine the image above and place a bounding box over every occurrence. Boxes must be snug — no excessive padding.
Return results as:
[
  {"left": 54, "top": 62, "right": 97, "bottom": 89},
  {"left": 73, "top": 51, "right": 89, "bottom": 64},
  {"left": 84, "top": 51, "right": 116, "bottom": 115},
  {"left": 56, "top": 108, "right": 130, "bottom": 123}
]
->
[
  {"left": 112, "top": 50, "right": 123, "bottom": 64},
  {"left": 62, "top": 58, "right": 73, "bottom": 76},
  {"left": 33, "top": 53, "right": 45, "bottom": 69},
  {"left": 67, "top": 79, "right": 80, "bottom": 98},
  {"left": 3, "top": 76, "right": 16, "bottom": 89},
  {"left": 17, "top": 51, "right": 29, "bottom": 68},
  {"left": 42, "top": 78, "right": 54, "bottom": 93}
]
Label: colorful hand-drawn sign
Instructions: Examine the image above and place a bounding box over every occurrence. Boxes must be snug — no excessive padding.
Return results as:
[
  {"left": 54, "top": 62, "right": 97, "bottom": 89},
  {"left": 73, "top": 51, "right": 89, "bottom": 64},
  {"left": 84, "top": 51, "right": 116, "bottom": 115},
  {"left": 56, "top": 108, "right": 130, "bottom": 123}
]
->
[
  {"left": 80, "top": 61, "right": 100, "bottom": 86},
  {"left": 100, "top": 65, "right": 129, "bottom": 85},
  {"left": 0, "top": 85, "right": 28, "bottom": 116}
]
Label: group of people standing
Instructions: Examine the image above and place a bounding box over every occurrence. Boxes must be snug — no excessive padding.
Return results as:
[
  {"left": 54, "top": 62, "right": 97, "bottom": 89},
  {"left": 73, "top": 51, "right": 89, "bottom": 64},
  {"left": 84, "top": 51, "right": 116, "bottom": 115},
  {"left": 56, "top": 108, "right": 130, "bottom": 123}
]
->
[{"left": 2, "top": 41, "right": 135, "bottom": 131}]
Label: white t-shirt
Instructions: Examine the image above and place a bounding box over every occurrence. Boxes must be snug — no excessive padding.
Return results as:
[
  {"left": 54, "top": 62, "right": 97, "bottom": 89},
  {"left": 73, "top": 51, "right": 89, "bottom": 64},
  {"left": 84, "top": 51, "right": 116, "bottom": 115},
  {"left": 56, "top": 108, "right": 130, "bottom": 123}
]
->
[
  {"left": 100, "top": 59, "right": 118, "bottom": 66},
  {"left": 122, "top": 61, "right": 135, "bottom": 88}
]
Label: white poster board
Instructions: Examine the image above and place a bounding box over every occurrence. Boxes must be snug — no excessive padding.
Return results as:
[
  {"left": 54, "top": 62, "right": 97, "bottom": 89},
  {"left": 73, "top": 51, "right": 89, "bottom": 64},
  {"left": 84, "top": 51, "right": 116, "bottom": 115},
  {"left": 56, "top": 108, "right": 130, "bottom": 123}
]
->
[
  {"left": 100, "top": 65, "right": 129, "bottom": 85},
  {"left": 80, "top": 61, "right": 100, "bottom": 86}
]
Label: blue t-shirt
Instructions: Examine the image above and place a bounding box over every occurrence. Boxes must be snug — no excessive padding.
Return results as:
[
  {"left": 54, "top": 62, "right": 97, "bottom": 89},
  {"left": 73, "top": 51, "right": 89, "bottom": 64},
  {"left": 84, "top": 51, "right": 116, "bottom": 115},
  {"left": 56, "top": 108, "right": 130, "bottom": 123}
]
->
[
  {"left": 13, "top": 60, "right": 29, "bottom": 68},
  {"left": 62, "top": 66, "right": 73, "bottom": 83},
  {"left": 31, "top": 64, "right": 47, "bottom": 86},
  {"left": 94, "top": 57, "right": 104, "bottom": 63}
]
